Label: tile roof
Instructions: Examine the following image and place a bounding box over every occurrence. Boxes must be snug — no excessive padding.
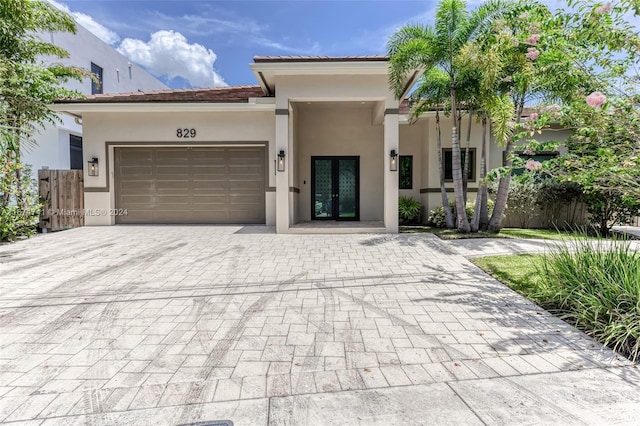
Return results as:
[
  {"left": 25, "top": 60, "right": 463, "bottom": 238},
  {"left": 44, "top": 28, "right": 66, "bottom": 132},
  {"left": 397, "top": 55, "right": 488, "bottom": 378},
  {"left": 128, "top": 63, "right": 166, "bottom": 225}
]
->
[
  {"left": 55, "top": 85, "right": 266, "bottom": 103},
  {"left": 253, "top": 55, "right": 389, "bottom": 63}
]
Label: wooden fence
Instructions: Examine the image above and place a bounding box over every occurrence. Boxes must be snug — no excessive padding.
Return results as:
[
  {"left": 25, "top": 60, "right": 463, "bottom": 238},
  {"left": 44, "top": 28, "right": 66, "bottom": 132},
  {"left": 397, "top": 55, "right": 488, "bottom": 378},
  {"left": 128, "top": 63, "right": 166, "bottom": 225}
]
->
[{"left": 38, "top": 169, "right": 84, "bottom": 231}]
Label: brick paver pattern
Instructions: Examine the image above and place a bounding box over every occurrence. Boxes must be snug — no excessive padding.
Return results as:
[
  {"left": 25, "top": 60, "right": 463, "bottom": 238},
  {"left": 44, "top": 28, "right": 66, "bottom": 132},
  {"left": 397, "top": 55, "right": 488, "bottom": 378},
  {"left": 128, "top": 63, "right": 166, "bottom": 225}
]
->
[{"left": 0, "top": 226, "right": 630, "bottom": 423}]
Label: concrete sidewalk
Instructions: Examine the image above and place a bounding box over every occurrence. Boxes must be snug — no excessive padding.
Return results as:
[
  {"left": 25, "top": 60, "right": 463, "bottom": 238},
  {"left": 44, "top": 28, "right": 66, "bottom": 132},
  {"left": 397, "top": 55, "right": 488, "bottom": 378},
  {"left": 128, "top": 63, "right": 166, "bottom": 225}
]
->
[
  {"left": 0, "top": 227, "right": 637, "bottom": 425},
  {"left": 444, "top": 235, "right": 640, "bottom": 258}
]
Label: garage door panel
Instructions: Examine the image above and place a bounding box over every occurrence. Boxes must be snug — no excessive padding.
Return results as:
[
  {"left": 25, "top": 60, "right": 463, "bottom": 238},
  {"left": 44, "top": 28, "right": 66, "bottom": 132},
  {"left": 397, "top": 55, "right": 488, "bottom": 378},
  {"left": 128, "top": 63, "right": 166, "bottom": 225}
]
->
[
  {"left": 120, "top": 165, "right": 153, "bottom": 177},
  {"left": 119, "top": 181, "right": 154, "bottom": 192},
  {"left": 192, "top": 194, "right": 227, "bottom": 203},
  {"left": 156, "top": 195, "right": 190, "bottom": 204},
  {"left": 229, "top": 180, "right": 263, "bottom": 190},
  {"left": 155, "top": 181, "right": 189, "bottom": 191},
  {"left": 115, "top": 146, "right": 265, "bottom": 224},
  {"left": 120, "top": 195, "right": 154, "bottom": 205},
  {"left": 119, "top": 149, "right": 153, "bottom": 161}
]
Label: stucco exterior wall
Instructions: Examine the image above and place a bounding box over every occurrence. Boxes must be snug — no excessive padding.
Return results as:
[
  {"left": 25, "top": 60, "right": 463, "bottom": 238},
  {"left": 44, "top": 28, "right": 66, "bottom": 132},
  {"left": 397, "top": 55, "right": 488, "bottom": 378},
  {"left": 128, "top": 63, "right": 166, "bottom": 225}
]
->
[
  {"left": 275, "top": 75, "right": 395, "bottom": 107},
  {"left": 295, "top": 104, "right": 384, "bottom": 222},
  {"left": 81, "top": 110, "right": 276, "bottom": 225},
  {"left": 399, "top": 122, "right": 425, "bottom": 201},
  {"left": 417, "top": 117, "right": 572, "bottom": 225}
]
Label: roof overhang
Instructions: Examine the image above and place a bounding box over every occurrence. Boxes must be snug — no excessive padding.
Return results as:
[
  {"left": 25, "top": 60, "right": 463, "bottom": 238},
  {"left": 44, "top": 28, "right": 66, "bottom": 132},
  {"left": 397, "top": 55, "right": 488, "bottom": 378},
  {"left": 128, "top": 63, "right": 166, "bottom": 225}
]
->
[
  {"left": 250, "top": 60, "right": 421, "bottom": 99},
  {"left": 50, "top": 100, "right": 276, "bottom": 117}
]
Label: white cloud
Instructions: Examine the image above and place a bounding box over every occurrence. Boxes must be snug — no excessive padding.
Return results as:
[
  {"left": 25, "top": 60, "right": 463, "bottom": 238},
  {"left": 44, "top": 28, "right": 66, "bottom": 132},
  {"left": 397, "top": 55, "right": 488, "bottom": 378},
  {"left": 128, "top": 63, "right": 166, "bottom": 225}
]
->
[
  {"left": 46, "top": 1, "right": 228, "bottom": 87},
  {"left": 47, "top": 0, "right": 120, "bottom": 45},
  {"left": 117, "top": 31, "right": 227, "bottom": 88},
  {"left": 72, "top": 12, "right": 120, "bottom": 45}
]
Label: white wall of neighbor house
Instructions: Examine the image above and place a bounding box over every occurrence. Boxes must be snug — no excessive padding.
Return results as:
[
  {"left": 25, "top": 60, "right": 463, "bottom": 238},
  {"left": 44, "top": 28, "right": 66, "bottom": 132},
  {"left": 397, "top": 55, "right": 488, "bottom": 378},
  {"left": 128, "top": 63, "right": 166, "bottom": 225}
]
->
[
  {"left": 81, "top": 110, "right": 276, "bottom": 226},
  {"left": 25, "top": 115, "right": 80, "bottom": 175},
  {"left": 295, "top": 103, "right": 385, "bottom": 222},
  {"left": 38, "top": 25, "right": 166, "bottom": 94},
  {"left": 23, "top": 25, "right": 167, "bottom": 180}
]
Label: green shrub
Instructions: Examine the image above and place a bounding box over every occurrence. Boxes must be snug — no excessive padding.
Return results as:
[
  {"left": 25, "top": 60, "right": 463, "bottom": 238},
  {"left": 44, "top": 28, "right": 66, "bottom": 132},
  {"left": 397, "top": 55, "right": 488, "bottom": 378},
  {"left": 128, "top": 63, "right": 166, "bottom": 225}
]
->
[
  {"left": 398, "top": 196, "right": 422, "bottom": 224},
  {"left": 0, "top": 162, "right": 40, "bottom": 242},
  {"left": 536, "top": 180, "right": 584, "bottom": 229},
  {"left": 536, "top": 237, "right": 640, "bottom": 362},
  {"left": 428, "top": 199, "right": 494, "bottom": 228},
  {"left": 583, "top": 190, "right": 640, "bottom": 237}
]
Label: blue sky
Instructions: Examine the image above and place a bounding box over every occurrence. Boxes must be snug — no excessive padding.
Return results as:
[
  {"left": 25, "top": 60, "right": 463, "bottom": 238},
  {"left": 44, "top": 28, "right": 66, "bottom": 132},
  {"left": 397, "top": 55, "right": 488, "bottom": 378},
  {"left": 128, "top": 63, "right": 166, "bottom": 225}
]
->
[{"left": 48, "top": 1, "right": 455, "bottom": 89}]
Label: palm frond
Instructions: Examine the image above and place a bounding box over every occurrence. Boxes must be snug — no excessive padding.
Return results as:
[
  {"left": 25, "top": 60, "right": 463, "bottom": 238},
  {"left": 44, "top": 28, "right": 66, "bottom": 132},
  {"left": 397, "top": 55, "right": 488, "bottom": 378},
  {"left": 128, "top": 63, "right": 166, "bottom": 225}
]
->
[
  {"left": 387, "top": 24, "right": 435, "bottom": 56},
  {"left": 487, "top": 93, "right": 515, "bottom": 146},
  {"left": 388, "top": 38, "right": 434, "bottom": 99}
]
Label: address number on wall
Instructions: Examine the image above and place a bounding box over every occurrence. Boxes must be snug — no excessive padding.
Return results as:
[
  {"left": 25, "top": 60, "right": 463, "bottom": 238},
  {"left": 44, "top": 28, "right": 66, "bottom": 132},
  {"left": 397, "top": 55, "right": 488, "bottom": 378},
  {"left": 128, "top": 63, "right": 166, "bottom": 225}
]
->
[{"left": 176, "top": 128, "right": 196, "bottom": 138}]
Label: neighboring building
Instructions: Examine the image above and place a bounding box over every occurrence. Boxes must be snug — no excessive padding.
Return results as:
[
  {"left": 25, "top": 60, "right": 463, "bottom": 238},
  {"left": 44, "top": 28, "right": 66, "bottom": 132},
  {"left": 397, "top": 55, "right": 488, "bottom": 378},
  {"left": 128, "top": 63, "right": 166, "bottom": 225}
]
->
[
  {"left": 54, "top": 55, "right": 569, "bottom": 234},
  {"left": 24, "top": 22, "right": 167, "bottom": 177}
]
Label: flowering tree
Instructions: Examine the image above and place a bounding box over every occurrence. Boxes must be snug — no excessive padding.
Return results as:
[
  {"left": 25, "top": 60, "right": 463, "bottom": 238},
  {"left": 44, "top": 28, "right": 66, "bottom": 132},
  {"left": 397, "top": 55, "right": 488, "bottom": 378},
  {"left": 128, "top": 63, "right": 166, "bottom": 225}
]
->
[
  {"left": 519, "top": 1, "right": 640, "bottom": 235},
  {"left": 1, "top": 0, "right": 86, "bottom": 240},
  {"left": 457, "top": 1, "right": 585, "bottom": 232}
]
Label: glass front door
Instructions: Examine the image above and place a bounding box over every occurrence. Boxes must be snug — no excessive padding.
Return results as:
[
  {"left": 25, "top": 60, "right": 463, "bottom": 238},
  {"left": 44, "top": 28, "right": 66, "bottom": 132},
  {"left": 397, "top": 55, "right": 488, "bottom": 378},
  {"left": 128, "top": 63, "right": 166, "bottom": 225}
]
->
[{"left": 312, "top": 156, "right": 359, "bottom": 220}]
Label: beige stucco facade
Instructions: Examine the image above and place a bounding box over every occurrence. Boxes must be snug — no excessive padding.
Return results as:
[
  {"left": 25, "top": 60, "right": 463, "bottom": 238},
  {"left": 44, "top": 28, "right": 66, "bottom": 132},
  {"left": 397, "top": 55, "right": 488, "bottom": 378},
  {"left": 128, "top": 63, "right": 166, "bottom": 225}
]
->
[
  {"left": 54, "top": 56, "right": 569, "bottom": 233},
  {"left": 80, "top": 109, "right": 276, "bottom": 226}
]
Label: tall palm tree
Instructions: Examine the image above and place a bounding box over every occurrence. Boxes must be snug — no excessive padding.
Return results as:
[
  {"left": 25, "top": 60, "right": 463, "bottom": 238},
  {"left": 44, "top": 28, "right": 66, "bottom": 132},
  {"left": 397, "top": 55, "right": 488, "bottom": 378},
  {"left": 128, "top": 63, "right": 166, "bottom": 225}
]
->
[
  {"left": 409, "top": 68, "right": 454, "bottom": 228},
  {"left": 388, "top": 0, "right": 514, "bottom": 232}
]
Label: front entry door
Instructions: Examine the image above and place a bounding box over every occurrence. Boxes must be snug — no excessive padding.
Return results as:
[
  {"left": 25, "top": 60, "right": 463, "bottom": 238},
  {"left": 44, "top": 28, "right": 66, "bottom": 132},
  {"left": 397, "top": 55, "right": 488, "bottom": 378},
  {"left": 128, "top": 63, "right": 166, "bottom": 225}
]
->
[{"left": 312, "top": 156, "right": 359, "bottom": 220}]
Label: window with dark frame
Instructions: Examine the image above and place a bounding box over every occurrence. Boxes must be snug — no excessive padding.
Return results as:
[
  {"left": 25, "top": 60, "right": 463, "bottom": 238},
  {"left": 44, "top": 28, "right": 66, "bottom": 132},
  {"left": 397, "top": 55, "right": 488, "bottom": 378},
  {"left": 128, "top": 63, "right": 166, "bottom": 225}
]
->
[
  {"left": 91, "top": 62, "right": 103, "bottom": 95},
  {"left": 443, "top": 148, "right": 475, "bottom": 181},
  {"left": 399, "top": 155, "right": 413, "bottom": 189},
  {"left": 69, "top": 135, "right": 83, "bottom": 170}
]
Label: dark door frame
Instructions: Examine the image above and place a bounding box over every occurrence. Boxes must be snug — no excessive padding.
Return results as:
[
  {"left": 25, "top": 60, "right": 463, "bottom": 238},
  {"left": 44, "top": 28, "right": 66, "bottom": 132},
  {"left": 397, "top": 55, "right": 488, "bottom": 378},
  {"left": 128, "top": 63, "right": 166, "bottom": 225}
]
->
[{"left": 311, "top": 156, "right": 360, "bottom": 221}]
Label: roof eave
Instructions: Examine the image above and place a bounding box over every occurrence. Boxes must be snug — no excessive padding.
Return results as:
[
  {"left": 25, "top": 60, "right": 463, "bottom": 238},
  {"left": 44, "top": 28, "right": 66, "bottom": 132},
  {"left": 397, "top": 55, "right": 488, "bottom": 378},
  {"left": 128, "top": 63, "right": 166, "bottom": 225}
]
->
[{"left": 50, "top": 101, "right": 276, "bottom": 116}]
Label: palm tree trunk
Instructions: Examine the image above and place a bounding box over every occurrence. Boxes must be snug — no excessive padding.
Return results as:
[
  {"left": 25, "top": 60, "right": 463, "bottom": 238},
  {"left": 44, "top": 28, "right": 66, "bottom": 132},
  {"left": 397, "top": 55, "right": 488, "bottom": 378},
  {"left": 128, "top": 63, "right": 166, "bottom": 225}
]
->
[
  {"left": 451, "top": 89, "right": 470, "bottom": 232},
  {"left": 472, "top": 113, "right": 489, "bottom": 231},
  {"left": 479, "top": 114, "right": 490, "bottom": 231},
  {"left": 488, "top": 97, "right": 525, "bottom": 232},
  {"left": 462, "top": 110, "right": 472, "bottom": 204},
  {"left": 436, "top": 110, "right": 454, "bottom": 228}
]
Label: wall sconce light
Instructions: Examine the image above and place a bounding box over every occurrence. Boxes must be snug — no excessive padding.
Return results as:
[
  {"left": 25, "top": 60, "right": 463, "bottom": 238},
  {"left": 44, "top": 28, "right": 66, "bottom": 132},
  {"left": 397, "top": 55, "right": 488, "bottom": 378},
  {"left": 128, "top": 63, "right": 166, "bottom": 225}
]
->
[
  {"left": 88, "top": 157, "right": 99, "bottom": 176},
  {"left": 390, "top": 149, "right": 398, "bottom": 171},
  {"left": 277, "top": 150, "right": 286, "bottom": 172}
]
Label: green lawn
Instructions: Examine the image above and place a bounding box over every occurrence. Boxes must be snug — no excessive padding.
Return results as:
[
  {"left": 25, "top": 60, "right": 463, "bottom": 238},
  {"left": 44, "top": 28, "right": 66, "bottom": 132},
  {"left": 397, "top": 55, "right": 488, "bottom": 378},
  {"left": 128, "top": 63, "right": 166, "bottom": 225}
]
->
[
  {"left": 400, "top": 226, "right": 594, "bottom": 241},
  {"left": 499, "top": 228, "right": 597, "bottom": 241},
  {"left": 473, "top": 254, "right": 543, "bottom": 295},
  {"left": 473, "top": 243, "right": 640, "bottom": 363}
]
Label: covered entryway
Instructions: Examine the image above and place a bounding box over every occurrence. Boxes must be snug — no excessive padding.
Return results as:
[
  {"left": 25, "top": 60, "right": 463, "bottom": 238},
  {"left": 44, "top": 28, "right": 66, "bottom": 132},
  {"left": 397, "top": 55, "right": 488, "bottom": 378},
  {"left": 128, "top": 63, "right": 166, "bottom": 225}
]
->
[{"left": 114, "top": 146, "right": 265, "bottom": 224}]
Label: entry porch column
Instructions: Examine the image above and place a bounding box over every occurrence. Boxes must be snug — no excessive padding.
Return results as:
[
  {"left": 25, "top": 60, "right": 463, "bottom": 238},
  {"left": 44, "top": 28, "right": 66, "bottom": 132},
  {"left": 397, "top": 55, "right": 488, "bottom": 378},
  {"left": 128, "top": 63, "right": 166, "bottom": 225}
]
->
[
  {"left": 384, "top": 106, "right": 399, "bottom": 233},
  {"left": 275, "top": 106, "right": 290, "bottom": 233}
]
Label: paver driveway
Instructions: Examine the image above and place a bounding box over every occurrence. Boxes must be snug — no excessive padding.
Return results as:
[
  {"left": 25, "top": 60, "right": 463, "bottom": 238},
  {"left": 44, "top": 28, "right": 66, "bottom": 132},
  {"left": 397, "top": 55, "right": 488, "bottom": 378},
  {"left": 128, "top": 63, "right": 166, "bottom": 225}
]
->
[{"left": 1, "top": 226, "right": 638, "bottom": 425}]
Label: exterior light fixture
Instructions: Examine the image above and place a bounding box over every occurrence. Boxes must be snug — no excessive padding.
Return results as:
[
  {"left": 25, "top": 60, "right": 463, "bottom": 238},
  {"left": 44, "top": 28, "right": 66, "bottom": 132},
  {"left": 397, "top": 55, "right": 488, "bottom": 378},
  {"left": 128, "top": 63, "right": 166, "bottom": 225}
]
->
[
  {"left": 390, "top": 149, "right": 398, "bottom": 171},
  {"left": 277, "top": 150, "right": 286, "bottom": 172},
  {"left": 88, "top": 157, "right": 99, "bottom": 176}
]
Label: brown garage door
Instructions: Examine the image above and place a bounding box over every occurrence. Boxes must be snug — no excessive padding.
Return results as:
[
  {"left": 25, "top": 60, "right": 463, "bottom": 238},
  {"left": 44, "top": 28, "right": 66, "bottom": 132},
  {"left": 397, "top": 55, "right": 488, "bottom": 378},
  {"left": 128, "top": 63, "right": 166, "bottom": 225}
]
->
[{"left": 115, "top": 146, "right": 265, "bottom": 224}]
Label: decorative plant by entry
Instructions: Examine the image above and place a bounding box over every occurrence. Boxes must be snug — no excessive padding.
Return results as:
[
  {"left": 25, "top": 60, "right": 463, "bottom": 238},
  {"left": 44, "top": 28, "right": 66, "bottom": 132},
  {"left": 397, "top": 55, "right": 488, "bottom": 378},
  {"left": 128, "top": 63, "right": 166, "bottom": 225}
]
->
[{"left": 398, "top": 196, "right": 422, "bottom": 224}]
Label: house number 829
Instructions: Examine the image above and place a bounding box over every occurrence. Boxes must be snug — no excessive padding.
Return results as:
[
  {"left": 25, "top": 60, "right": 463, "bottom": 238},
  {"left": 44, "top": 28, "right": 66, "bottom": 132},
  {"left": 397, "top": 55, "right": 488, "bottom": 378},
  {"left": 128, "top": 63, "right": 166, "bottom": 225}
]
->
[{"left": 177, "top": 128, "right": 196, "bottom": 138}]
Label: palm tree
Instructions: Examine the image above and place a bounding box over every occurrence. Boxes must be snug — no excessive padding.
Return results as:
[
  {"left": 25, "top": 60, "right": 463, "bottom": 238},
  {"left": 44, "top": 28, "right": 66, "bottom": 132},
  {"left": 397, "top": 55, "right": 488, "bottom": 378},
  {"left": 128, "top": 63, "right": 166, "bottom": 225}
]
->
[
  {"left": 409, "top": 69, "right": 454, "bottom": 228},
  {"left": 388, "top": 0, "right": 514, "bottom": 233}
]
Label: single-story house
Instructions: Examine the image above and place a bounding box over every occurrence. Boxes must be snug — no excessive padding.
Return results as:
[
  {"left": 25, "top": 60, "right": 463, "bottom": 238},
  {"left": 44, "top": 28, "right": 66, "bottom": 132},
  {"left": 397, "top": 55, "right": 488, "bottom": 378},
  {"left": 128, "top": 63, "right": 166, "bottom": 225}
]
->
[{"left": 53, "top": 55, "right": 569, "bottom": 233}]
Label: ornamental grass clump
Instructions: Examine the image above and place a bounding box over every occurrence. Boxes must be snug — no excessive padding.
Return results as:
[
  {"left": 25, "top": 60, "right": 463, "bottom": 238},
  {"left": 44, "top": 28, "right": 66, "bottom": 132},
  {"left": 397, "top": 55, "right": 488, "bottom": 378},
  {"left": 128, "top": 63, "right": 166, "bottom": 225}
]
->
[{"left": 536, "top": 236, "right": 640, "bottom": 362}]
